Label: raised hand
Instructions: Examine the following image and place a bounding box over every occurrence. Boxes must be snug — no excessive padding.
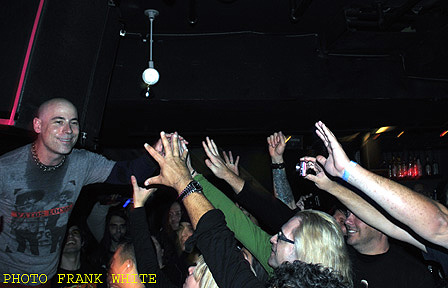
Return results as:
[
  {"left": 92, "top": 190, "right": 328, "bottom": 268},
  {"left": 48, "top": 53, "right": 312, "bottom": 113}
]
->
[
  {"left": 143, "top": 132, "right": 193, "bottom": 193},
  {"left": 202, "top": 137, "right": 237, "bottom": 180},
  {"left": 153, "top": 132, "right": 189, "bottom": 156},
  {"left": 314, "top": 121, "right": 351, "bottom": 178},
  {"left": 295, "top": 193, "right": 313, "bottom": 211},
  {"left": 299, "top": 156, "right": 336, "bottom": 192},
  {"left": 267, "top": 131, "right": 287, "bottom": 163},
  {"left": 131, "top": 175, "right": 157, "bottom": 208},
  {"left": 222, "top": 150, "right": 240, "bottom": 176}
]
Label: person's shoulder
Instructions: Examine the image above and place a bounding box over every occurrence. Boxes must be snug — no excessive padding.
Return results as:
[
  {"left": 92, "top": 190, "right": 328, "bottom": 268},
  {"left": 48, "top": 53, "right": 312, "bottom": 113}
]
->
[
  {"left": 388, "top": 243, "right": 430, "bottom": 270},
  {"left": 68, "top": 148, "right": 108, "bottom": 160},
  {"left": 0, "top": 144, "right": 30, "bottom": 161},
  {"left": 70, "top": 147, "right": 96, "bottom": 156},
  {"left": 425, "top": 244, "right": 448, "bottom": 258}
]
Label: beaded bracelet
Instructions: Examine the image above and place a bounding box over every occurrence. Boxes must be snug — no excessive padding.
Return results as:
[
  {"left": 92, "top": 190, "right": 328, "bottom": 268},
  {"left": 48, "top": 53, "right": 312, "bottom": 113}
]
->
[{"left": 271, "top": 162, "right": 285, "bottom": 169}]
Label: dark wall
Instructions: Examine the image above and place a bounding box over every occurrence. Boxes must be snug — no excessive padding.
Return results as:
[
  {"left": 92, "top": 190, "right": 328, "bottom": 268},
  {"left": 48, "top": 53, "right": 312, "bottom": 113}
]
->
[
  {"left": 0, "top": 0, "right": 41, "bottom": 120},
  {"left": 1, "top": 0, "right": 121, "bottom": 150}
]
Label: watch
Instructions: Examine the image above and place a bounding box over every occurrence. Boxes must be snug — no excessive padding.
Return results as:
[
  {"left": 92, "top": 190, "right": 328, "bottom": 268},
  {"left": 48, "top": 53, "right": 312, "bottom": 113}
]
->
[{"left": 178, "top": 180, "right": 203, "bottom": 201}]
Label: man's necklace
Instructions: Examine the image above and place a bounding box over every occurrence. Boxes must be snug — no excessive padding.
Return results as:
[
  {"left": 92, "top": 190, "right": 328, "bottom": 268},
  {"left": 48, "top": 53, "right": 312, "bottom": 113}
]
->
[{"left": 31, "top": 142, "right": 66, "bottom": 172}]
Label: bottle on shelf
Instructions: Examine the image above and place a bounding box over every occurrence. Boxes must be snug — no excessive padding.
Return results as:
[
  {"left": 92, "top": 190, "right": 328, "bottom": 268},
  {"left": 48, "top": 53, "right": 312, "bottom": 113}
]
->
[
  {"left": 432, "top": 158, "right": 439, "bottom": 176},
  {"left": 425, "top": 156, "right": 432, "bottom": 177},
  {"left": 401, "top": 156, "right": 407, "bottom": 178},
  {"left": 416, "top": 156, "right": 423, "bottom": 177},
  {"left": 407, "top": 155, "right": 414, "bottom": 178},
  {"left": 392, "top": 155, "right": 398, "bottom": 178},
  {"left": 397, "top": 156, "right": 403, "bottom": 178}
]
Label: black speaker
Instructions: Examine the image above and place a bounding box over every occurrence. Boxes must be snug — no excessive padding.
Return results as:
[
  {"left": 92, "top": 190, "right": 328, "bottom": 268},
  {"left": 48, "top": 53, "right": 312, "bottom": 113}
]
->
[{"left": 0, "top": 0, "right": 120, "bottom": 150}]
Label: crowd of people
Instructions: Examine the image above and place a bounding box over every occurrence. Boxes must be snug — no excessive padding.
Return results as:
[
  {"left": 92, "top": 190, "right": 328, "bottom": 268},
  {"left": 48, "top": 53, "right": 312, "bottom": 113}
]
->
[{"left": 0, "top": 98, "right": 447, "bottom": 288}]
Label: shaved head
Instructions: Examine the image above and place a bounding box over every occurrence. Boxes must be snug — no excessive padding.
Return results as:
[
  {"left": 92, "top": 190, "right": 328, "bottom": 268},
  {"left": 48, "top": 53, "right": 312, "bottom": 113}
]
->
[{"left": 37, "top": 98, "right": 77, "bottom": 119}]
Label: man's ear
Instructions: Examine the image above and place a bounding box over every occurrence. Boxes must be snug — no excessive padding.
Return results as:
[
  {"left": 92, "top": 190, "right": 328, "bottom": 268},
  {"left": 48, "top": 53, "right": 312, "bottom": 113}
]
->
[
  {"left": 33, "top": 117, "right": 41, "bottom": 133},
  {"left": 123, "top": 259, "right": 134, "bottom": 273}
]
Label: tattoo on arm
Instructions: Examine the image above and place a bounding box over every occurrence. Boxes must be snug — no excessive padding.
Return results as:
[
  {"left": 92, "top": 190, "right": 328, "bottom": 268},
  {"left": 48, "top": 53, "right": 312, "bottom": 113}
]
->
[{"left": 272, "top": 168, "right": 294, "bottom": 206}]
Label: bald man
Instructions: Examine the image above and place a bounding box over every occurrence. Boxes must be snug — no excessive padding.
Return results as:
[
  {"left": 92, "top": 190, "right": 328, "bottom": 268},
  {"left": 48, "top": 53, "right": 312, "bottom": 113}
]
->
[{"left": 0, "top": 98, "right": 158, "bottom": 287}]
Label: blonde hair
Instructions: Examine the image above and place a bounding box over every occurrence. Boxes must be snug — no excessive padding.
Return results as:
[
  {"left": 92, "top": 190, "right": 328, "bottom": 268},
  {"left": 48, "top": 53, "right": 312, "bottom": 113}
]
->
[
  {"left": 193, "top": 255, "right": 219, "bottom": 288},
  {"left": 292, "top": 210, "right": 352, "bottom": 287}
]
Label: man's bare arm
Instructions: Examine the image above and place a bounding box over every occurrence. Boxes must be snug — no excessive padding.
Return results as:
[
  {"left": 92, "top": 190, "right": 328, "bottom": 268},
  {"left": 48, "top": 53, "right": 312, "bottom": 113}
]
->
[
  {"left": 314, "top": 121, "right": 448, "bottom": 249},
  {"left": 347, "top": 165, "right": 448, "bottom": 248},
  {"left": 301, "top": 156, "right": 426, "bottom": 251}
]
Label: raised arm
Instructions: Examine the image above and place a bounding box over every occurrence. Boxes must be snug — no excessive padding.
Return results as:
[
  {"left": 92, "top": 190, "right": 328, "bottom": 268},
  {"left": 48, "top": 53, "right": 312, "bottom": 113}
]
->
[
  {"left": 129, "top": 176, "right": 177, "bottom": 287},
  {"left": 142, "top": 132, "right": 262, "bottom": 287},
  {"left": 202, "top": 136, "right": 295, "bottom": 234},
  {"left": 194, "top": 173, "right": 274, "bottom": 275},
  {"left": 267, "top": 131, "right": 296, "bottom": 209},
  {"left": 202, "top": 137, "right": 245, "bottom": 193},
  {"left": 143, "top": 132, "right": 212, "bottom": 229},
  {"left": 300, "top": 156, "right": 426, "bottom": 251},
  {"left": 192, "top": 138, "right": 273, "bottom": 274},
  {"left": 314, "top": 121, "right": 448, "bottom": 249},
  {"left": 106, "top": 133, "right": 188, "bottom": 185}
]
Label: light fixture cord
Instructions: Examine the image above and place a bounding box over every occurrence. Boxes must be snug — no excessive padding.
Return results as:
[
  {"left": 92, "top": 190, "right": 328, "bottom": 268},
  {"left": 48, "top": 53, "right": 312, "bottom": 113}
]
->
[{"left": 149, "top": 17, "right": 154, "bottom": 62}]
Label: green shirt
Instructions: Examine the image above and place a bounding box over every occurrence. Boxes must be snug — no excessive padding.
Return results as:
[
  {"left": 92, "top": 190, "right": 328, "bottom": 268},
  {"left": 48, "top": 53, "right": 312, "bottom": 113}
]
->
[{"left": 195, "top": 174, "right": 274, "bottom": 275}]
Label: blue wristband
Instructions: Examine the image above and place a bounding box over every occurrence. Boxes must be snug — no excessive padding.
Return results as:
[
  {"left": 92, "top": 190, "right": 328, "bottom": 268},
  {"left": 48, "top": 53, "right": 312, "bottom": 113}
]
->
[{"left": 342, "top": 161, "right": 357, "bottom": 182}]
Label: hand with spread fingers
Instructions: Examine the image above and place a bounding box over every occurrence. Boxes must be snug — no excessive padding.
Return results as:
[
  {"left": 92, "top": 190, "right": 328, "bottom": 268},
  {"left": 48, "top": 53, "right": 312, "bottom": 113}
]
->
[
  {"left": 143, "top": 132, "right": 193, "bottom": 194},
  {"left": 131, "top": 175, "right": 157, "bottom": 208},
  {"left": 202, "top": 137, "right": 238, "bottom": 180},
  {"left": 202, "top": 137, "right": 245, "bottom": 193},
  {"left": 267, "top": 131, "right": 287, "bottom": 164},
  {"left": 153, "top": 132, "right": 189, "bottom": 157},
  {"left": 222, "top": 150, "right": 240, "bottom": 176},
  {"left": 314, "top": 121, "right": 351, "bottom": 178}
]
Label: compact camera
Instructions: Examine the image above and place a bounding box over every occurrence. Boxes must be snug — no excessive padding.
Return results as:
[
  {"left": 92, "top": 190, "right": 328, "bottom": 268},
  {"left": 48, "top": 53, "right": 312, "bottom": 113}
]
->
[{"left": 295, "top": 161, "right": 307, "bottom": 176}]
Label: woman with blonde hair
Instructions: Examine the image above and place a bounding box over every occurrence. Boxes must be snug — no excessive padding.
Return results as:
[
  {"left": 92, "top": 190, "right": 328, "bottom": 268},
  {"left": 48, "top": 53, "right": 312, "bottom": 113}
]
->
[
  {"left": 183, "top": 255, "right": 218, "bottom": 288},
  {"left": 292, "top": 210, "right": 352, "bottom": 286}
]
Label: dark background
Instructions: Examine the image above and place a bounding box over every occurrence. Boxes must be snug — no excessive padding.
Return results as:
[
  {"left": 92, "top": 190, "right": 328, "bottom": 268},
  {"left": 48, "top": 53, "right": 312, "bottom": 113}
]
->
[{"left": 2, "top": 0, "right": 448, "bottom": 216}]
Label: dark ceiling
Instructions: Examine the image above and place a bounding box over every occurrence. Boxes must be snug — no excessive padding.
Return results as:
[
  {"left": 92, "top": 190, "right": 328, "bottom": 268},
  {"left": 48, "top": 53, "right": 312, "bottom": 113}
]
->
[
  {"left": 96, "top": 0, "right": 448, "bottom": 149},
  {"left": 2, "top": 0, "right": 448, "bottom": 152}
]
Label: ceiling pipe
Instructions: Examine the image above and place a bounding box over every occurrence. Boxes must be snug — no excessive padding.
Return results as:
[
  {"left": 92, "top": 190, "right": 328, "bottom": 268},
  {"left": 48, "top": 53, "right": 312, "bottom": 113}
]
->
[{"left": 188, "top": 0, "right": 198, "bottom": 25}]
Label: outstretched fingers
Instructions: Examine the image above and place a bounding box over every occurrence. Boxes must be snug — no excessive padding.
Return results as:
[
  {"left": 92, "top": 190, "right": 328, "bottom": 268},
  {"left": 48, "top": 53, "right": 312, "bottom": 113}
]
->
[
  {"left": 234, "top": 155, "right": 240, "bottom": 167},
  {"left": 144, "top": 174, "right": 162, "bottom": 186},
  {"left": 205, "top": 137, "right": 218, "bottom": 156},
  {"left": 320, "top": 122, "right": 338, "bottom": 142},
  {"left": 202, "top": 140, "right": 214, "bottom": 160},
  {"left": 144, "top": 142, "right": 164, "bottom": 164},
  {"left": 278, "top": 131, "right": 286, "bottom": 143},
  {"left": 160, "top": 131, "right": 172, "bottom": 157},
  {"left": 223, "top": 150, "right": 231, "bottom": 163},
  {"left": 169, "top": 133, "right": 180, "bottom": 157},
  {"left": 211, "top": 139, "right": 219, "bottom": 154},
  {"left": 315, "top": 122, "right": 329, "bottom": 147}
]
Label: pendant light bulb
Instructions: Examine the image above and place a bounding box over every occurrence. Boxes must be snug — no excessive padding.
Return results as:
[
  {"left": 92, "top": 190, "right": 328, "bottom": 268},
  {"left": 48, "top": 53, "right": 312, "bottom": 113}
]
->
[
  {"left": 142, "top": 9, "right": 159, "bottom": 86},
  {"left": 142, "top": 61, "right": 159, "bottom": 85}
]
